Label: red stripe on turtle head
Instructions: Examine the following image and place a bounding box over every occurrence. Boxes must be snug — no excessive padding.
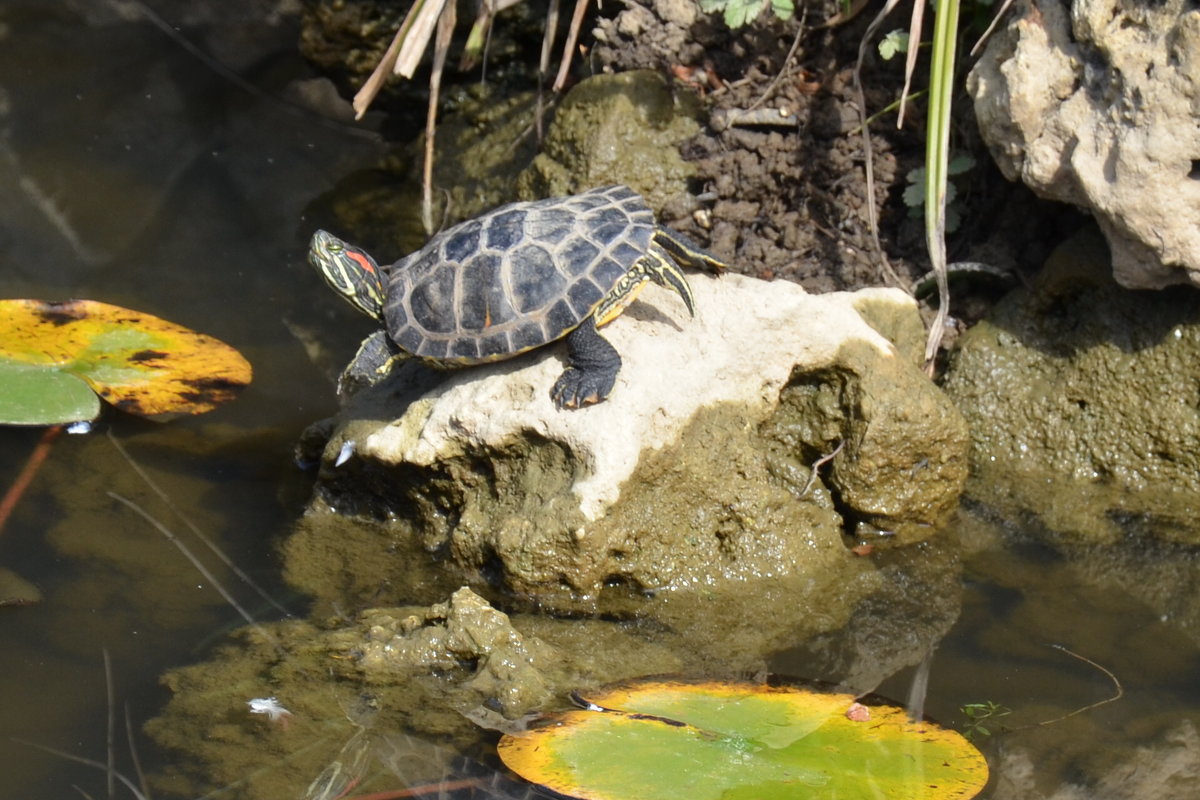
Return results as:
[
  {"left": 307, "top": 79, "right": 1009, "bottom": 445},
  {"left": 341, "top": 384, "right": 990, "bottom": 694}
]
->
[{"left": 347, "top": 250, "right": 376, "bottom": 275}]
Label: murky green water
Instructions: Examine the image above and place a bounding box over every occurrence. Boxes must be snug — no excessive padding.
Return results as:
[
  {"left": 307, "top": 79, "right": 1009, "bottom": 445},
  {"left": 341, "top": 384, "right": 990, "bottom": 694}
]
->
[{"left": 1, "top": 4, "right": 1198, "bottom": 799}]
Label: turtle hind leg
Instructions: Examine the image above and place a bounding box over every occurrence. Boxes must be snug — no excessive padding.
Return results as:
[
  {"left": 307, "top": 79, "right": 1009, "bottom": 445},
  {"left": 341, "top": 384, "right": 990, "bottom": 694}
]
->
[
  {"left": 654, "top": 227, "right": 729, "bottom": 274},
  {"left": 551, "top": 317, "right": 622, "bottom": 409}
]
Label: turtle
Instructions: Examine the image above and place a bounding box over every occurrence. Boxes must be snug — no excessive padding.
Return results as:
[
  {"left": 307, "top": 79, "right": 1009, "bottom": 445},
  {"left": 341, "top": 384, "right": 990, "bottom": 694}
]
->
[{"left": 308, "top": 184, "right": 727, "bottom": 409}]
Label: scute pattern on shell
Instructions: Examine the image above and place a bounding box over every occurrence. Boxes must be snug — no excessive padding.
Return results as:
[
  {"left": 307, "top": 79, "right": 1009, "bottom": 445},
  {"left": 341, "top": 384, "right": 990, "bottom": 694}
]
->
[{"left": 382, "top": 185, "right": 656, "bottom": 364}]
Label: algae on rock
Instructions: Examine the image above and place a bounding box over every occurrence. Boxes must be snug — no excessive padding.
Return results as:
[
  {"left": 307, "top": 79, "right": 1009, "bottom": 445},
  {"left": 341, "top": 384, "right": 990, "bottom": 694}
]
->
[
  {"left": 517, "top": 70, "right": 702, "bottom": 215},
  {"left": 943, "top": 229, "right": 1200, "bottom": 546}
]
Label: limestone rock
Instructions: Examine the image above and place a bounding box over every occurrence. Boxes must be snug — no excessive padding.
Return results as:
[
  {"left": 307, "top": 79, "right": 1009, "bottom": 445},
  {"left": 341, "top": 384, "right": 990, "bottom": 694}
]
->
[
  {"left": 295, "top": 273, "right": 968, "bottom": 626},
  {"left": 968, "top": 0, "right": 1200, "bottom": 288}
]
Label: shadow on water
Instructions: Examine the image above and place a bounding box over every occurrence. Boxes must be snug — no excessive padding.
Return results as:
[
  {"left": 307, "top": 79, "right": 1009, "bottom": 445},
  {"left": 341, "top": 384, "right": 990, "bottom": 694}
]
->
[{"left": 1, "top": 3, "right": 1199, "bottom": 800}]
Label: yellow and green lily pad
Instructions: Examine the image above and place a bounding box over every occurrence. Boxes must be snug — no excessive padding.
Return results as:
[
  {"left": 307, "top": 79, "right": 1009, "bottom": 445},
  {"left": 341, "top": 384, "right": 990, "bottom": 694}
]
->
[
  {"left": 498, "top": 680, "right": 988, "bottom": 800},
  {"left": 0, "top": 299, "right": 252, "bottom": 425}
]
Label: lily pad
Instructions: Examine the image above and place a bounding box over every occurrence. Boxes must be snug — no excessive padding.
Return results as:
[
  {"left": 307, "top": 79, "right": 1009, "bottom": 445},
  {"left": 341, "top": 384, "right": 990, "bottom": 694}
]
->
[
  {"left": 0, "top": 299, "right": 252, "bottom": 424},
  {"left": 498, "top": 680, "right": 988, "bottom": 800},
  {"left": 0, "top": 358, "right": 101, "bottom": 425}
]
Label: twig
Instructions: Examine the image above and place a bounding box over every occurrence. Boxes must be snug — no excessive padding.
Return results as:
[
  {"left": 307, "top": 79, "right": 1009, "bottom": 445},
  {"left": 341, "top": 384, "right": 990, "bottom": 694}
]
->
[
  {"left": 105, "top": 491, "right": 276, "bottom": 645},
  {"left": 1034, "top": 644, "right": 1124, "bottom": 727},
  {"left": 124, "top": 705, "right": 152, "bottom": 800},
  {"left": 106, "top": 432, "right": 291, "bottom": 619},
  {"left": 104, "top": 650, "right": 115, "bottom": 800},
  {"left": 800, "top": 440, "right": 846, "bottom": 497},
  {"left": 895, "top": 0, "right": 926, "bottom": 127},
  {"left": 970, "top": 0, "right": 1018, "bottom": 57},
  {"left": 551, "top": 0, "right": 591, "bottom": 92},
  {"left": 11, "top": 739, "right": 148, "bottom": 800},
  {"left": 746, "top": 3, "right": 809, "bottom": 113},
  {"left": 0, "top": 425, "right": 63, "bottom": 536},
  {"left": 846, "top": 90, "right": 929, "bottom": 135},
  {"left": 851, "top": 0, "right": 908, "bottom": 291},
  {"left": 422, "top": 1, "right": 457, "bottom": 235},
  {"left": 536, "top": 0, "right": 561, "bottom": 143}
]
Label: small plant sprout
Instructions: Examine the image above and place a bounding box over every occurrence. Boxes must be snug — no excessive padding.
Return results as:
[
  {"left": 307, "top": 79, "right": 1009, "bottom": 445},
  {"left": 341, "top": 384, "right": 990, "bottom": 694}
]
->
[
  {"left": 904, "top": 154, "right": 976, "bottom": 233},
  {"left": 960, "top": 700, "right": 1010, "bottom": 740},
  {"left": 699, "top": 0, "right": 795, "bottom": 29},
  {"left": 248, "top": 697, "right": 293, "bottom": 727},
  {"left": 879, "top": 30, "right": 910, "bottom": 61}
]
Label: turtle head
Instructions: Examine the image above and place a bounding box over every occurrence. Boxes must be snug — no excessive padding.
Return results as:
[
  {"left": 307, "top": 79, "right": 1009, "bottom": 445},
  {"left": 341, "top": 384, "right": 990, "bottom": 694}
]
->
[{"left": 308, "top": 229, "right": 386, "bottom": 321}]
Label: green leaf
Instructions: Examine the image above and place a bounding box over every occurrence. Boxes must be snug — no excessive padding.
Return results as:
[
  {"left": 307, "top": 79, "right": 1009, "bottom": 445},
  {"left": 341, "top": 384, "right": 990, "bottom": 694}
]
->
[
  {"left": 879, "top": 30, "right": 910, "bottom": 60},
  {"left": 499, "top": 680, "right": 989, "bottom": 800},
  {"left": 0, "top": 358, "right": 99, "bottom": 425},
  {"left": 724, "top": 0, "right": 764, "bottom": 29},
  {"left": 903, "top": 180, "right": 927, "bottom": 208},
  {"left": 947, "top": 154, "right": 976, "bottom": 176},
  {"left": 0, "top": 299, "right": 252, "bottom": 422}
]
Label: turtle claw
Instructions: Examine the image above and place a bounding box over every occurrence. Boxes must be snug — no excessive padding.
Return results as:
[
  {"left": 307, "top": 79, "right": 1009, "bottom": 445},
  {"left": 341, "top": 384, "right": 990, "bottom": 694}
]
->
[
  {"left": 552, "top": 320, "right": 622, "bottom": 410},
  {"left": 550, "top": 368, "right": 612, "bottom": 410}
]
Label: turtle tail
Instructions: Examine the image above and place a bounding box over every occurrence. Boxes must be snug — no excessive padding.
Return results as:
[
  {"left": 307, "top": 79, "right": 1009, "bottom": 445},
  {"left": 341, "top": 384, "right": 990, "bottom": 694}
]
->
[
  {"left": 654, "top": 227, "right": 729, "bottom": 274},
  {"left": 645, "top": 244, "right": 696, "bottom": 317}
]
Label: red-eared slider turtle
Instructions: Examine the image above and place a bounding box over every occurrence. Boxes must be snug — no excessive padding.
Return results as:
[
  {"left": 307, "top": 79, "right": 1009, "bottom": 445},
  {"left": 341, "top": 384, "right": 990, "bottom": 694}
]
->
[{"left": 309, "top": 185, "right": 726, "bottom": 409}]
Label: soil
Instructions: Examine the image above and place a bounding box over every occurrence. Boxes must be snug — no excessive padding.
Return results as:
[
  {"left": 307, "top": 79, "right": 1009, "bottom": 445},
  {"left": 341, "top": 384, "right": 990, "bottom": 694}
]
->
[
  {"left": 588, "top": 0, "right": 1074, "bottom": 302},
  {"left": 594, "top": 1, "right": 926, "bottom": 293}
]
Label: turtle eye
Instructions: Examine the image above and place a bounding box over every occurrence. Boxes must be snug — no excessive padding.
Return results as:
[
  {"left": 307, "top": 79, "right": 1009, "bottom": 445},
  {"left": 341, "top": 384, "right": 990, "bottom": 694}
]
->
[{"left": 328, "top": 241, "right": 343, "bottom": 253}]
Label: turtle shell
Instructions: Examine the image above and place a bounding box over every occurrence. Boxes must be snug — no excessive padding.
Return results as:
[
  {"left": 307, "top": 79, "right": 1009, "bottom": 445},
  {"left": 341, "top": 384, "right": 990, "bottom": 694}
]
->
[{"left": 381, "top": 185, "right": 656, "bottom": 364}]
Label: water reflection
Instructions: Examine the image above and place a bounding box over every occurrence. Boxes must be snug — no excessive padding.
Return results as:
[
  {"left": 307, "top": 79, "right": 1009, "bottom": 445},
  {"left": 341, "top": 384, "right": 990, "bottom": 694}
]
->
[{"left": 0, "top": 1, "right": 378, "bottom": 795}]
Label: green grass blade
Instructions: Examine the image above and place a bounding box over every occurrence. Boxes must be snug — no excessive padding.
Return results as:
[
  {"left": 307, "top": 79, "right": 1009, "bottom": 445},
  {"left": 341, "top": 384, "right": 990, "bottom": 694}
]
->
[{"left": 923, "top": 0, "right": 961, "bottom": 367}]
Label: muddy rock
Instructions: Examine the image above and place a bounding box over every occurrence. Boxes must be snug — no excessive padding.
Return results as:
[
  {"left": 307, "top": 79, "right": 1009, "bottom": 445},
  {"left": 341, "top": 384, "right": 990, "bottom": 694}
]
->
[
  {"left": 292, "top": 273, "right": 968, "bottom": 638},
  {"left": 145, "top": 587, "right": 682, "bottom": 799},
  {"left": 992, "top": 721, "right": 1200, "bottom": 800},
  {"left": 968, "top": 0, "right": 1200, "bottom": 288},
  {"left": 516, "top": 71, "right": 702, "bottom": 214},
  {"left": 943, "top": 229, "right": 1200, "bottom": 546},
  {"left": 328, "top": 587, "right": 558, "bottom": 716}
]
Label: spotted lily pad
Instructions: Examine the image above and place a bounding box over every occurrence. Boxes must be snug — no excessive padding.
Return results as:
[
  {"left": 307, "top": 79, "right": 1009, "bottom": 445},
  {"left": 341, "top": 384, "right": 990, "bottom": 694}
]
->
[
  {"left": 0, "top": 299, "right": 252, "bottom": 424},
  {"left": 498, "top": 680, "right": 988, "bottom": 800}
]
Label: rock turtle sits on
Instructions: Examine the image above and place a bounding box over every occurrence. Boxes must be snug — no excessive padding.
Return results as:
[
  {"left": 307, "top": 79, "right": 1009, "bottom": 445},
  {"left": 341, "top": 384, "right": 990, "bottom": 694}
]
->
[{"left": 308, "top": 184, "right": 726, "bottom": 409}]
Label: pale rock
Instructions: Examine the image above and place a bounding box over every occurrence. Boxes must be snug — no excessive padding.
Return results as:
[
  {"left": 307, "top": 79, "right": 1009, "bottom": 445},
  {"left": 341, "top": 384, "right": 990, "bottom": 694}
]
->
[
  {"left": 969, "top": 0, "right": 1200, "bottom": 288},
  {"left": 303, "top": 273, "right": 969, "bottom": 611},
  {"left": 359, "top": 274, "right": 901, "bottom": 520}
]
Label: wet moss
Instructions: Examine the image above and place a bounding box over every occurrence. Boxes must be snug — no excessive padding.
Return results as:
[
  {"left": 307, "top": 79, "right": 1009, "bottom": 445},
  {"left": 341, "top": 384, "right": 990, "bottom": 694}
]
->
[
  {"left": 944, "top": 228, "right": 1200, "bottom": 546},
  {"left": 517, "top": 70, "right": 702, "bottom": 213}
]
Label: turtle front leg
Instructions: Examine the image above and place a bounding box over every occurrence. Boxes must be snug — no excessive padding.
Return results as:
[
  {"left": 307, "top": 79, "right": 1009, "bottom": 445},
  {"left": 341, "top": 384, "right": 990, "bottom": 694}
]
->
[
  {"left": 551, "top": 317, "right": 622, "bottom": 409},
  {"left": 339, "top": 329, "right": 404, "bottom": 397}
]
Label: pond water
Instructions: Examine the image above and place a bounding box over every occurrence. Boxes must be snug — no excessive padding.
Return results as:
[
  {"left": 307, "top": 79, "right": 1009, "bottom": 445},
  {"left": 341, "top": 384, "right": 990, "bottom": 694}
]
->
[{"left": 1, "top": 4, "right": 1198, "bottom": 799}]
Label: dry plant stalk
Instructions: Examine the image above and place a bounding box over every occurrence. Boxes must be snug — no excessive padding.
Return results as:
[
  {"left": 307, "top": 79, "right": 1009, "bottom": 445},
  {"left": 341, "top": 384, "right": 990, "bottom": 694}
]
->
[
  {"left": 350, "top": 0, "right": 595, "bottom": 231},
  {"left": 353, "top": 0, "right": 450, "bottom": 119}
]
